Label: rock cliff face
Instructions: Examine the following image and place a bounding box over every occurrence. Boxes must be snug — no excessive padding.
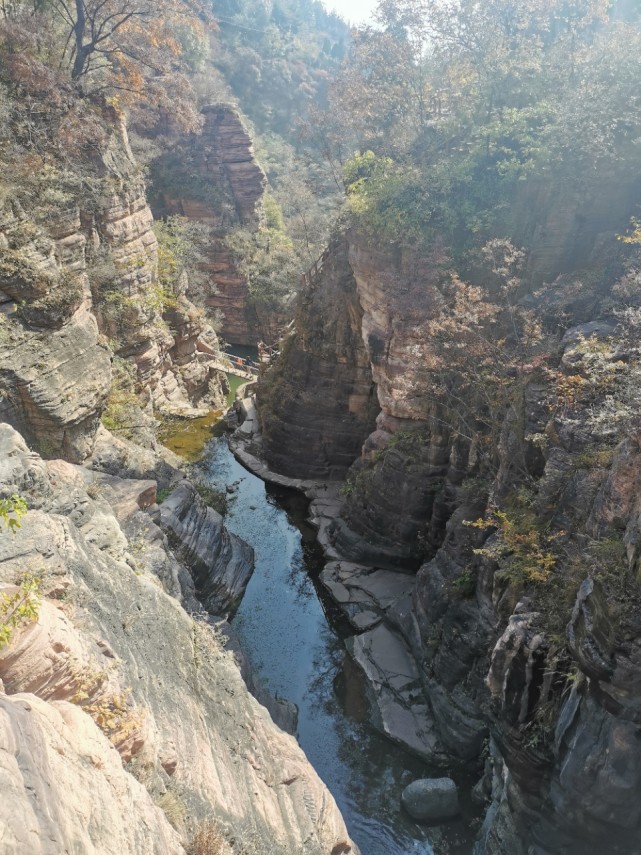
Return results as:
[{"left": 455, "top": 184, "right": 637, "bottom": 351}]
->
[
  {"left": 0, "top": 95, "right": 358, "bottom": 854},
  {"left": 158, "top": 480, "right": 254, "bottom": 615},
  {"left": 254, "top": 183, "right": 641, "bottom": 853},
  {"left": 0, "top": 423, "right": 356, "bottom": 855},
  {"left": 154, "top": 105, "right": 275, "bottom": 346},
  {"left": 258, "top": 240, "right": 378, "bottom": 479},
  {"left": 89, "top": 114, "right": 228, "bottom": 417},
  {"left": 0, "top": 105, "right": 228, "bottom": 461},
  {"left": 0, "top": 198, "right": 112, "bottom": 462}
]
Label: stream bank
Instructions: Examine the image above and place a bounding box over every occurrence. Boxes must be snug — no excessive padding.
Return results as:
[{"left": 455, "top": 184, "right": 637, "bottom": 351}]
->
[{"left": 161, "top": 411, "right": 478, "bottom": 855}]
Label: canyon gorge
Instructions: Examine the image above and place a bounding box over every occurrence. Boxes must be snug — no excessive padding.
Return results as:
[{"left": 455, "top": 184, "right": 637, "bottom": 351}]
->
[{"left": 1, "top": 1, "right": 641, "bottom": 854}]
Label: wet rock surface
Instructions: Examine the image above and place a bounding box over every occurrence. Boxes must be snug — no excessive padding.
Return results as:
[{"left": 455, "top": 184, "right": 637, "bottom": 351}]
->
[
  {"left": 401, "top": 778, "right": 460, "bottom": 823},
  {"left": 320, "top": 561, "right": 413, "bottom": 631},
  {"left": 158, "top": 480, "right": 254, "bottom": 616},
  {"left": 348, "top": 624, "right": 447, "bottom": 763}
]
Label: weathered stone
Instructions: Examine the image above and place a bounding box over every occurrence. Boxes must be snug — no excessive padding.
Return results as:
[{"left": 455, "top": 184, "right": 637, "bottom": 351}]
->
[
  {"left": 320, "top": 561, "right": 414, "bottom": 631},
  {"left": 158, "top": 480, "right": 254, "bottom": 616},
  {"left": 0, "top": 305, "right": 111, "bottom": 462},
  {"left": 401, "top": 778, "right": 460, "bottom": 823},
  {"left": 156, "top": 105, "right": 278, "bottom": 346},
  {"left": 347, "top": 624, "right": 446, "bottom": 763},
  {"left": 0, "top": 693, "right": 184, "bottom": 855},
  {"left": 566, "top": 578, "right": 615, "bottom": 682},
  {"left": 0, "top": 423, "right": 357, "bottom": 855},
  {"left": 258, "top": 239, "right": 378, "bottom": 479}
]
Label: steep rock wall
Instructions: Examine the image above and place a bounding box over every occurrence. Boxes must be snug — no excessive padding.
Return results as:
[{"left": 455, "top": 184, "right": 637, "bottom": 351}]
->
[
  {"left": 0, "top": 105, "right": 228, "bottom": 461},
  {"left": 0, "top": 199, "right": 111, "bottom": 461},
  {"left": 89, "top": 113, "right": 227, "bottom": 416},
  {"left": 154, "top": 105, "right": 276, "bottom": 346},
  {"left": 257, "top": 239, "right": 378, "bottom": 479},
  {"left": 254, "top": 181, "right": 641, "bottom": 853},
  {"left": 0, "top": 422, "right": 356, "bottom": 855}
]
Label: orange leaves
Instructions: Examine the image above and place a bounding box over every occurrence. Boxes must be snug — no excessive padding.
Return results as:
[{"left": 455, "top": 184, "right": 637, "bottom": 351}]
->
[{"left": 465, "top": 506, "right": 563, "bottom": 585}]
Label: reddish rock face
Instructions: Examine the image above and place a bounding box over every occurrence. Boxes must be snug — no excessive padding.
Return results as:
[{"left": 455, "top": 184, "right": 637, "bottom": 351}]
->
[
  {"left": 157, "top": 105, "right": 281, "bottom": 346},
  {"left": 253, "top": 173, "right": 641, "bottom": 853},
  {"left": 257, "top": 239, "right": 379, "bottom": 480}
]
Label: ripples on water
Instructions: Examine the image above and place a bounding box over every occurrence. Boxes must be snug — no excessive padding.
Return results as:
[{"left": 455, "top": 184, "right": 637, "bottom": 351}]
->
[{"left": 198, "top": 437, "right": 476, "bottom": 855}]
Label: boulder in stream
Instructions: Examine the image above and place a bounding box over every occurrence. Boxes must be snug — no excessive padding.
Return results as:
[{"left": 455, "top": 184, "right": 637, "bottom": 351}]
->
[{"left": 401, "top": 777, "right": 460, "bottom": 823}]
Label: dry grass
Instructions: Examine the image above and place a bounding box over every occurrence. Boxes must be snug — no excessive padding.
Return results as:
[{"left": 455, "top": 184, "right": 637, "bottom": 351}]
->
[
  {"left": 156, "top": 790, "right": 186, "bottom": 830},
  {"left": 190, "top": 819, "right": 226, "bottom": 855}
]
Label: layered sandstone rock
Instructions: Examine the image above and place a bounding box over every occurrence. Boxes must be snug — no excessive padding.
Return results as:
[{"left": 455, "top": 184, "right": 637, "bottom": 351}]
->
[
  {"left": 158, "top": 480, "right": 254, "bottom": 616},
  {"left": 0, "top": 692, "right": 184, "bottom": 855},
  {"left": 0, "top": 422, "right": 357, "bottom": 855},
  {"left": 154, "top": 105, "right": 273, "bottom": 346},
  {"left": 0, "top": 109, "right": 229, "bottom": 462},
  {"left": 252, "top": 178, "right": 641, "bottom": 852},
  {"left": 90, "top": 119, "right": 227, "bottom": 416},
  {"left": 258, "top": 239, "right": 378, "bottom": 479}
]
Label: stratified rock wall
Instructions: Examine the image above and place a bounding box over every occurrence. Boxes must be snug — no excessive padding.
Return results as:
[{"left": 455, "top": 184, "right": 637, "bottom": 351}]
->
[
  {"left": 0, "top": 105, "right": 228, "bottom": 461},
  {"left": 0, "top": 422, "right": 357, "bottom": 855},
  {"left": 0, "top": 199, "right": 111, "bottom": 461},
  {"left": 89, "top": 113, "right": 227, "bottom": 416},
  {"left": 155, "top": 105, "right": 271, "bottom": 346},
  {"left": 158, "top": 480, "right": 254, "bottom": 615},
  {"left": 258, "top": 239, "right": 378, "bottom": 479},
  {"left": 253, "top": 179, "right": 641, "bottom": 853}
]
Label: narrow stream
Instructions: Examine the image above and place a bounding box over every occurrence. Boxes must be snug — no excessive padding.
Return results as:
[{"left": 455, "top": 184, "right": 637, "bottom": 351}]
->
[{"left": 192, "top": 435, "right": 477, "bottom": 855}]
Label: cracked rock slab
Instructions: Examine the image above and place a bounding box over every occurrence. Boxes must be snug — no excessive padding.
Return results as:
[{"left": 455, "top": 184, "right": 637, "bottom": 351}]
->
[
  {"left": 320, "top": 561, "right": 414, "bottom": 631},
  {"left": 347, "top": 624, "right": 446, "bottom": 763}
]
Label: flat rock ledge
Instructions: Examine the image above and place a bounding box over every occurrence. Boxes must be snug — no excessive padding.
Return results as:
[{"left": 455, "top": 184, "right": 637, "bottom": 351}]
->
[
  {"left": 320, "top": 560, "right": 414, "bottom": 631},
  {"left": 347, "top": 624, "right": 447, "bottom": 763}
]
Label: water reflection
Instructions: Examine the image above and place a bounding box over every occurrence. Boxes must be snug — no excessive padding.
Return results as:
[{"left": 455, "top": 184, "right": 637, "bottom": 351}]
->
[{"left": 198, "top": 437, "right": 475, "bottom": 855}]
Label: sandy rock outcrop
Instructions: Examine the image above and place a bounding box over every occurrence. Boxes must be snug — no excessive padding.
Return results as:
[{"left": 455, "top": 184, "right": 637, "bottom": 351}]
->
[
  {"left": 0, "top": 198, "right": 112, "bottom": 461},
  {"left": 90, "top": 119, "right": 227, "bottom": 417},
  {"left": 0, "top": 692, "right": 184, "bottom": 855},
  {"left": 0, "top": 105, "right": 228, "bottom": 466},
  {"left": 0, "top": 423, "right": 356, "bottom": 855}
]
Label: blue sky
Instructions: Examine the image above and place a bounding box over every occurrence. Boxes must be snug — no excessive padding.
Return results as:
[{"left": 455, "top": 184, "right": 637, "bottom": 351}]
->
[{"left": 322, "top": 0, "right": 378, "bottom": 25}]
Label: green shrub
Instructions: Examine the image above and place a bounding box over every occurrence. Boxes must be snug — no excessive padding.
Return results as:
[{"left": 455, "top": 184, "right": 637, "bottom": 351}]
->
[
  {"left": 194, "top": 483, "right": 228, "bottom": 516},
  {"left": 0, "top": 574, "right": 40, "bottom": 650}
]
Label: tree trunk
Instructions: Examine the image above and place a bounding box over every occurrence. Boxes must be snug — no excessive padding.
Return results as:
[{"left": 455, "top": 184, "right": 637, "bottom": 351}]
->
[{"left": 71, "top": 0, "right": 88, "bottom": 79}]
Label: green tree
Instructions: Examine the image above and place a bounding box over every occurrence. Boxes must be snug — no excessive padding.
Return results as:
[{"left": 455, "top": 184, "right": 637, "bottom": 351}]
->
[{"left": 0, "top": 495, "right": 27, "bottom": 533}]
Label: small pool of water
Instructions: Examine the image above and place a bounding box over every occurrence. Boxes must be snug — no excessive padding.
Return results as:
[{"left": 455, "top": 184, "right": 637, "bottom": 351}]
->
[
  {"left": 195, "top": 436, "right": 477, "bottom": 855},
  {"left": 159, "top": 373, "right": 246, "bottom": 461}
]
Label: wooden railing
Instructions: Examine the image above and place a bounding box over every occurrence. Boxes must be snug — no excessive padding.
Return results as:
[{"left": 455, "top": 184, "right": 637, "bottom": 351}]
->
[{"left": 300, "top": 248, "right": 330, "bottom": 290}]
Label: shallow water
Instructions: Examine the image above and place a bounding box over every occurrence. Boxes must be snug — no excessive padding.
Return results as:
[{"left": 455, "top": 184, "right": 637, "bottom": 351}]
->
[
  {"left": 194, "top": 436, "right": 477, "bottom": 855},
  {"left": 158, "top": 372, "right": 245, "bottom": 461}
]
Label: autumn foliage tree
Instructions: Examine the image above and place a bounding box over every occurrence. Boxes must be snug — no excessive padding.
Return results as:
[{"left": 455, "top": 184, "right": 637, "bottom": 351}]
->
[{"left": 1, "top": 0, "right": 212, "bottom": 131}]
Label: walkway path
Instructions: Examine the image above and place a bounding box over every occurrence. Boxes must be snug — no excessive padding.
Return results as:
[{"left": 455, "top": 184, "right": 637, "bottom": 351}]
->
[{"left": 212, "top": 355, "right": 260, "bottom": 380}]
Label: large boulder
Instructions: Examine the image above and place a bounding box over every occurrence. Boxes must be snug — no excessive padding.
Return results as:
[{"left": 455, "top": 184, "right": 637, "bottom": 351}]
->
[
  {"left": 157, "top": 480, "right": 254, "bottom": 616},
  {"left": 401, "top": 777, "right": 460, "bottom": 823}
]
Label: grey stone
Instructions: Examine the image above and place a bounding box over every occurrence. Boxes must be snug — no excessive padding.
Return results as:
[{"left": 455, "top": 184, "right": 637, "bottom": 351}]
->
[
  {"left": 401, "top": 777, "right": 460, "bottom": 823},
  {"left": 158, "top": 480, "right": 254, "bottom": 616},
  {"left": 347, "top": 624, "right": 446, "bottom": 763}
]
